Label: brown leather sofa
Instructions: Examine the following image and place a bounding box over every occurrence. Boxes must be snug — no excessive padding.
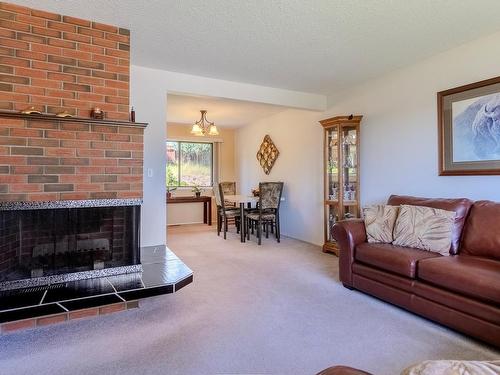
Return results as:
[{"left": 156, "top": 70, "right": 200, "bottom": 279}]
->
[
  {"left": 332, "top": 195, "right": 500, "bottom": 347},
  {"left": 316, "top": 366, "right": 372, "bottom": 375}
]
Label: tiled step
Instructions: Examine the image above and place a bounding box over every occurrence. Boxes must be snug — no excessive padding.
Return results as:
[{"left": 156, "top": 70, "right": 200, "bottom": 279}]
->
[{"left": 0, "top": 246, "right": 193, "bottom": 333}]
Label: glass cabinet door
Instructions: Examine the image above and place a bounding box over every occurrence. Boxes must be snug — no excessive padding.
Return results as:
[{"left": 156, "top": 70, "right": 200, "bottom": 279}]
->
[
  {"left": 326, "top": 126, "right": 339, "bottom": 202},
  {"left": 340, "top": 125, "right": 358, "bottom": 219},
  {"left": 325, "top": 126, "right": 339, "bottom": 243}
]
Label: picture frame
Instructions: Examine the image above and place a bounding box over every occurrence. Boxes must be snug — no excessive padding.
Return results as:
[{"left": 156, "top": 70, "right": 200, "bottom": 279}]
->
[{"left": 438, "top": 75, "right": 500, "bottom": 175}]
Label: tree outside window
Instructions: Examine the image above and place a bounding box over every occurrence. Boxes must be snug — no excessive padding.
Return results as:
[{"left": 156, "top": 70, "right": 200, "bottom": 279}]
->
[{"left": 166, "top": 141, "right": 213, "bottom": 187}]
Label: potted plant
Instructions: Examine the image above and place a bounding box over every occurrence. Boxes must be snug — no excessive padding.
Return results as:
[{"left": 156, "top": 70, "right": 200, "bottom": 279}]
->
[
  {"left": 167, "top": 186, "right": 177, "bottom": 198},
  {"left": 192, "top": 185, "right": 202, "bottom": 198}
]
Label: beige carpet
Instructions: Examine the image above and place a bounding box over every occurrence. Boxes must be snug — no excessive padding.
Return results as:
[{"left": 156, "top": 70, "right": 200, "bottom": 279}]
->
[{"left": 0, "top": 224, "right": 498, "bottom": 375}]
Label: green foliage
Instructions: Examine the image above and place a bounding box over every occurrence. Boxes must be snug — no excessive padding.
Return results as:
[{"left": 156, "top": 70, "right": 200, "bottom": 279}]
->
[
  {"left": 166, "top": 141, "right": 212, "bottom": 187},
  {"left": 166, "top": 164, "right": 179, "bottom": 186}
]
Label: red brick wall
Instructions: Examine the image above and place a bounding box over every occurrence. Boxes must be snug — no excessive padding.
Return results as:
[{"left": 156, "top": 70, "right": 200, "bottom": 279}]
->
[
  {"left": 0, "top": 116, "right": 143, "bottom": 201},
  {"left": 0, "top": 2, "right": 130, "bottom": 120}
]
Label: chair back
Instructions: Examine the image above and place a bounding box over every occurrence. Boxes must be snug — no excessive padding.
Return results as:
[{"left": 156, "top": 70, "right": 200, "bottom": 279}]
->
[
  {"left": 213, "top": 185, "right": 222, "bottom": 207},
  {"left": 218, "top": 182, "right": 228, "bottom": 210},
  {"left": 259, "top": 182, "right": 283, "bottom": 211},
  {"left": 220, "top": 181, "right": 236, "bottom": 195}
]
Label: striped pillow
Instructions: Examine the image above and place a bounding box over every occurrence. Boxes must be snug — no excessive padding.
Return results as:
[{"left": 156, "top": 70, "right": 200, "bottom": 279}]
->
[{"left": 393, "top": 205, "right": 455, "bottom": 256}]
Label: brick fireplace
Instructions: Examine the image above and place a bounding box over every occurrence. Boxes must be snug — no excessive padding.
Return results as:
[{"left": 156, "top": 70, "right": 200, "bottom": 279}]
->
[
  {"left": 0, "top": 2, "right": 193, "bottom": 333},
  {"left": 0, "top": 1, "right": 130, "bottom": 120},
  {"left": 0, "top": 2, "right": 145, "bottom": 289}
]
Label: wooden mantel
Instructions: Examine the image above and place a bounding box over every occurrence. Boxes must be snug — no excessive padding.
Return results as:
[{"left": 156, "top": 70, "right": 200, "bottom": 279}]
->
[{"left": 0, "top": 111, "right": 147, "bottom": 128}]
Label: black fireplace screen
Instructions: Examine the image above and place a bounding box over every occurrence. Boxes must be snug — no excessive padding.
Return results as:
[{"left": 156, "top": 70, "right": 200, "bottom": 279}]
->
[{"left": 0, "top": 205, "right": 140, "bottom": 282}]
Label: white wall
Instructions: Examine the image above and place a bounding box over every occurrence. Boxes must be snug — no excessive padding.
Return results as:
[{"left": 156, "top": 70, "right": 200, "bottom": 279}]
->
[
  {"left": 325, "top": 30, "right": 500, "bottom": 205},
  {"left": 130, "top": 66, "right": 327, "bottom": 246},
  {"left": 234, "top": 31, "right": 500, "bottom": 247},
  {"left": 133, "top": 30, "right": 500, "bottom": 246},
  {"left": 235, "top": 109, "right": 324, "bottom": 245}
]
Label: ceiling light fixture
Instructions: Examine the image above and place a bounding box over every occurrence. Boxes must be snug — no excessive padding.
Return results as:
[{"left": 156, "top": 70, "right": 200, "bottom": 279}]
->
[{"left": 190, "top": 110, "right": 219, "bottom": 136}]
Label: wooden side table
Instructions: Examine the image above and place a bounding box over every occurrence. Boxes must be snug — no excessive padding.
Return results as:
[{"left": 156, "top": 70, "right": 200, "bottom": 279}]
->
[{"left": 167, "top": 195, "right": 212, "bottom": 225}]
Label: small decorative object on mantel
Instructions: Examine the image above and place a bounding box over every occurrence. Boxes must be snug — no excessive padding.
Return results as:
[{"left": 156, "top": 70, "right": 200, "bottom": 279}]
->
[
  {"left": 56, "top": 111, "right": 73, "bottom": 118},
  {"left": 438, "top": 75, "right": 500, "bottom": 175},
  {"left": 251, "top": 187, "right": 260, "bottom": 197},
  {"left": 130, "top": 106, "right": 135, "bottom": 122},
  {"left": 192, "top": 185, "right": 202, "bottom": 198},
  {"left": 20, "top": 106, "right": 41, "bottom": 115},
  {"left": 91, "top": 107, "right": 104, "bottom": 120},
  {"left": 256, "top": 134, "right": 280, "bottom": 175}
]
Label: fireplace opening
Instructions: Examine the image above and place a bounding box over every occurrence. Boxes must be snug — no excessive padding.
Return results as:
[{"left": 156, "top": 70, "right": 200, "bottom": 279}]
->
[{"left": 0, "top": 204, "right": 140, "bottom": 290}]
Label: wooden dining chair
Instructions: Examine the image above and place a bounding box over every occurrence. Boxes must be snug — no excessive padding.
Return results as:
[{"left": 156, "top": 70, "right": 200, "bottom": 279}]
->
[
  {"left": 219, "top": 181, "right": 237, "bottom": 207},
  {"left": 245, "top": 182, "right": 284, "bottom": 245},
  {"left": 214, "top": 183, "right": 240, "bottom": 239}
]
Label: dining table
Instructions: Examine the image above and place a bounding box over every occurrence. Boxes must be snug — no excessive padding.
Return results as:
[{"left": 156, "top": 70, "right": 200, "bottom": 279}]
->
[{"left": 223, "top": 194, "right": 258, "bottom": 243}]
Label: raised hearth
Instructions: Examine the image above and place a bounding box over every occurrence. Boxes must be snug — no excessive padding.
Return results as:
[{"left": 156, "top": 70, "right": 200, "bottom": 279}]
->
[{"left": 0, "top": 246, "right": 193, "bottom": 333}]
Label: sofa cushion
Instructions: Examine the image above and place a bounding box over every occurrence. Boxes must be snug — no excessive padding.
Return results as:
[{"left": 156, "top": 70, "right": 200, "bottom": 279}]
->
[
  {"left": 355, "top": 243, "right": 440, "bottom": 278},
  {"left": 461, "top": 200, "right": 500, "bottom": 260},
  {"left": 393, "top": 205, "right": 455, "bottom": 256},
  {"left": 387, "top": 195, "right": 472, "bottom": 255},
  {"left": 418, "top": 256, "right": 500, "bottom": 304}
]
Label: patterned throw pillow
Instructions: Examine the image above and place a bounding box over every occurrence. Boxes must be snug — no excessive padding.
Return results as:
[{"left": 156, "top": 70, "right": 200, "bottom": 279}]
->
[
  {"left": 363, "top": 205, "right": 399, "bottom": 243},
  {"left": 402, "top": 360, "right": 500, "bottom": 375},
  {"left": 393, "top": 205, "right": 456, "bottom": 256}
]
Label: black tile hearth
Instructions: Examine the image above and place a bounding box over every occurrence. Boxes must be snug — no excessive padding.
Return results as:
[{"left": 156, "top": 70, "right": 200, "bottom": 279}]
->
[
  {"left": 141, "top": 260, "right": 193, "bottom": 287},
  {"left": 106, "top": 273, "right": 144, "bottom": 292},
  {"left": 60, "top": 294, "right": 123, "bottom": 311},
  {"left": 140, "top": 245, "right": 180, "bottom": 264},
  {"left": 43, "top": 278, "right": 115, "bottom": 303},
  {"left": 0, "top": 304, "right": 65, "bottom": 324},
  {"left": 175, "top": 275, "right": 194, "bottom": 292},
  {"left": 118, "top": 285, "right": 174, "bottom": 301},
  {"left": 0, "top": 289, "right": 45, "bottom": 310},
  {"left": 0, "top": 246, "right": 193, "bottom": 328}
]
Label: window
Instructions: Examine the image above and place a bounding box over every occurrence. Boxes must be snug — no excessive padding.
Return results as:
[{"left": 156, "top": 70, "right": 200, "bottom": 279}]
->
[{"left": 166, "top": 141, "right": 213, "bottom": 187}]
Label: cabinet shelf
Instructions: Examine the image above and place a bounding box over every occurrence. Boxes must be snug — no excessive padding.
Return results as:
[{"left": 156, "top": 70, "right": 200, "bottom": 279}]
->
[
  {"left": 325, "top": 200, "right": 338, "bottom": 205},
  {"left": 343, "top": 200, "right": 358, "bottom": 206}
]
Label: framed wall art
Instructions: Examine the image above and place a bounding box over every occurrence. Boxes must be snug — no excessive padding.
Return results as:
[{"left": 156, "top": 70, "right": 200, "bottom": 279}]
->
[{"left": 438, "top": 76, "right": 500, "bottom": 175}]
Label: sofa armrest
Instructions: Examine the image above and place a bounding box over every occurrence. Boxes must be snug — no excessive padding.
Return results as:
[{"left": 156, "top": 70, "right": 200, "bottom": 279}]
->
[
  {"left": 316, "top": 365, "right": 373, "bottom": 375},
  {"left": 332, "top": 219, "right": 367, "bottom": 287}
]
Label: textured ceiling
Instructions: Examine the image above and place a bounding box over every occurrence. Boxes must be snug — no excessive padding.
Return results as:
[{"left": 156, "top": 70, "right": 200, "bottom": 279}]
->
[
  {"left": 167, "top": 94, "right": 287, "bottom": 128},
  {"left": 9, "top": 0, "right": 500, "bottom": 96}
]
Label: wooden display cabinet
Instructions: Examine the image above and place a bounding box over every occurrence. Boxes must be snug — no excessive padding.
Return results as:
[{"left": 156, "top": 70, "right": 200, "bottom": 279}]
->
[{"left": 319, "top": 115, "right": 362, "bottom": 255}]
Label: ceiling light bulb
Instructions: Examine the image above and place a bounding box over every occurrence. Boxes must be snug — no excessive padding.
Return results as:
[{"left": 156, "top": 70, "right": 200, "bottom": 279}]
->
[
  {"left": 191, "top": 123, "right": 202, "bottom": 135},
  {"left": 208, "top": 125, "right": 219, "bottom": 136}
]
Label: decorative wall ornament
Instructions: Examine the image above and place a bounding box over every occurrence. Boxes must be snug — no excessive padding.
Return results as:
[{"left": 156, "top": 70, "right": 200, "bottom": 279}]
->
[
  {"left": 20, "top": 106, "right": 41, "bottom": 115},
  {"left": 438, "top": 75, "right": 500, "bottom": 175},
  {"left": 91, "top": 107, "right": 104, "bottom": 120},
  {"left": 256, "top": 135, "right": 279, "bottom": 175},
  {"left": 56, "top": 111, "right": 73, "bottom": 118}
]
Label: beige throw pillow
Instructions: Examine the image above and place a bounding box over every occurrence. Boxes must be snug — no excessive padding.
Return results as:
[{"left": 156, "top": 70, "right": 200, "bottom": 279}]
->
[
  {"left": 393, "top": 205, "right": 455, "bottom": 256},
  {"left": 363, "top": 205, "right": 399, "bottom": 243},
  {"left": 401, "top": 360, "right": 500, "bottom": 375}
]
